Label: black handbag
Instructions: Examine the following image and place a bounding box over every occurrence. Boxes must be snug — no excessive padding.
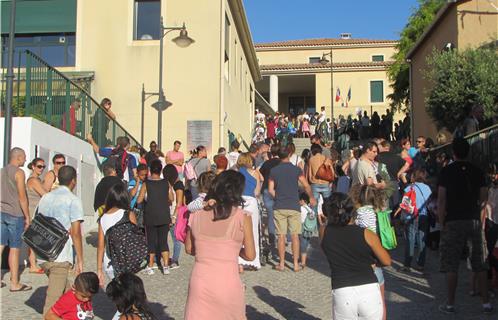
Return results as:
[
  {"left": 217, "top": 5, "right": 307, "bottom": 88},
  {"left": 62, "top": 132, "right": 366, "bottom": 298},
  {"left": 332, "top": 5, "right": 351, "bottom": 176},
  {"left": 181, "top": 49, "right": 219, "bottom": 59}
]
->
[{"left": 22, "top": 210, "right": 69, "bottom": 261}]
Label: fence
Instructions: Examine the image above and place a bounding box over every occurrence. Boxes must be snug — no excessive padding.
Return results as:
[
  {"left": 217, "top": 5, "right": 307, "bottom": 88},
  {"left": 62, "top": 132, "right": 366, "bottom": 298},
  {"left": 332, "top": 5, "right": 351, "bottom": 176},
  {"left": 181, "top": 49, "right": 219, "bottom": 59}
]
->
[{"left": 2, "top": 50, "right": 141, "bottom": 148}]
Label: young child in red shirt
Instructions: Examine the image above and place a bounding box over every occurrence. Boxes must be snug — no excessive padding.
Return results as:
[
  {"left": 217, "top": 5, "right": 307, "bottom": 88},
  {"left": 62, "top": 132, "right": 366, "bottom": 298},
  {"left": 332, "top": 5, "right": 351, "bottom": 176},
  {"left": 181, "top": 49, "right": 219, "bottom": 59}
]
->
[{"left": 45, "top": 272, "right": 99, "bottom": 320}]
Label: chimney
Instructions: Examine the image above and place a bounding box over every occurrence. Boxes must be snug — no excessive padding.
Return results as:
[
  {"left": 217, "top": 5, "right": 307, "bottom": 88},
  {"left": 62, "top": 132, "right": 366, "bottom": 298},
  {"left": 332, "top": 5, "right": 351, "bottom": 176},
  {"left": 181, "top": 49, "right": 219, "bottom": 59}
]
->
[{"left": 340, "top": 33, "right": 352, "bottom": 40}]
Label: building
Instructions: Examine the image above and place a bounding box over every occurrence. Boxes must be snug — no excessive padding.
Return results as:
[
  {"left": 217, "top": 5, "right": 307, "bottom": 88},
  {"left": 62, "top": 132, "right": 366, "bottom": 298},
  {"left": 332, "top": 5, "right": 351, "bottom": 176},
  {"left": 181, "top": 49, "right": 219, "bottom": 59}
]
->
[
  {"left": 1, "top": 0, "right": 260, "bottom": 154},
  {"left": 406, "top": 0, "right": 498, "bottom": 139},
  {"left": 254, "top": 36, "right": 400, "bottom": 121}
]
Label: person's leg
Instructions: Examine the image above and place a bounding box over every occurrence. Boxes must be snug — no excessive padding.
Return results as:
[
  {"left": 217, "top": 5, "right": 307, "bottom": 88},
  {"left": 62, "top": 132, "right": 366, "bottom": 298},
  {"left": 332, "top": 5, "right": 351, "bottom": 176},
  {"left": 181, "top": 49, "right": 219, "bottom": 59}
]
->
[
  {"left": 403, "top": 221, "right": 415, "bottom": 268},
  {"left": 311, "top": 184, "right": 320, "bottom": 214},
  {"left": 469, "top": 220, "right": 490, "bottom": 305},
  {"left": 446, "top": 272, "right": 458, "bottom": 305},
  {"left": 41, "top": 262, "right": 71, "bottom": 316},
  {"left": 169, "top": 225, "right": 181, "bottom": 264},
  {"left": 289, "top": 211, "right": 302, "bottom": 271},
  {"left": 416, "top": 216, "right": 428, "bottom": 268},
  {"left": 28, "top": 248, "right": 41, "bottom": 272},
  {"left": 299, "top": 235, "right": 309, "bottom": 267},
  {"left": 291, "top": 234, "right": 300, "bottom": 271},
  {"left": 159, "top": 224, "right": 170, "bottom": 273},
  {"left": 440, "top": 221, "right": 466, "bottom": 307},
  {"left": 274, "top": 210, "right": 287, "bottom": 270},
  {"left": 263, "top": 190, "right": 276, "bottom": 247},
  {"left": 277, "top": 235, "right": 286, "bottom": 269},
  {"left": 8, "top": 248, "right": 21, "bottom": 287},
  {"left": 145, "top": 225, "right": 157, "bottom": 268},
  {"left": 7, "top": 215, "right": 25, "bottom": 289}
]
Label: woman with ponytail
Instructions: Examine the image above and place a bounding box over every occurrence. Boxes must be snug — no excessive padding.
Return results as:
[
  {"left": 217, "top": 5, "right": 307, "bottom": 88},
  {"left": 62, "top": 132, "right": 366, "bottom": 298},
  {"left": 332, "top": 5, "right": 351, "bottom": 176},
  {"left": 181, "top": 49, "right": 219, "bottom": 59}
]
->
[
  {"left": 320, "top": 193, "right": 391, "bottom": 320},
  {"left": 184, "top": 170, "right": 255, "bottom": 319}
]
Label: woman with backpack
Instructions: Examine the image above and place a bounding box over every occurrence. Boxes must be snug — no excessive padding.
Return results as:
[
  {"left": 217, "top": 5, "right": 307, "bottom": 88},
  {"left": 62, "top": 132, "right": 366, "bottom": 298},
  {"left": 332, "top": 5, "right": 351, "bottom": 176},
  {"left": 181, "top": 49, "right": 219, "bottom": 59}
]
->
[
  {"left": 163, "top": 164, "right": 186, "bottom": 269},
  {"left": 184, "top": 170, "right": 255, "bottom": 319},
  {"left": 321, "top": 193, "right": 391, "bottom": 320},
  {"left": 137, "top": 159, "right": 174, "bottom": 275},
  {"left": 97, "top": 183, "right": 137, "bottom": 284}
]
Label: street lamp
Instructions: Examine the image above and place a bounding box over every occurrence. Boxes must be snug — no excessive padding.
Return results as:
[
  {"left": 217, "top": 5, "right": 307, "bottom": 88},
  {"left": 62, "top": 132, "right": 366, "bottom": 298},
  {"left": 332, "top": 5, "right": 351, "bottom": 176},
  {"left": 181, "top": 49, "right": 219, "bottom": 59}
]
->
[
  {"left": 319, "top": 49, "right": 334, "bottom": 142},
  {"left": 154, "top": 17, "right": 194, "bottom": 150}
]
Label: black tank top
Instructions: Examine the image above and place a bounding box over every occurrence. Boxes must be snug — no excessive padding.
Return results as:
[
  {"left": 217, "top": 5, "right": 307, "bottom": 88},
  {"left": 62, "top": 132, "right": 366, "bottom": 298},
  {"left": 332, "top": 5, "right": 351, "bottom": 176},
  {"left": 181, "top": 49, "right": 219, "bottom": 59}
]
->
[
  {"left": 321, "top": 224, "right": 377, "bottom": 289},
  {"left": 144, "top": 179, "right": 170, "bottom": 226}
]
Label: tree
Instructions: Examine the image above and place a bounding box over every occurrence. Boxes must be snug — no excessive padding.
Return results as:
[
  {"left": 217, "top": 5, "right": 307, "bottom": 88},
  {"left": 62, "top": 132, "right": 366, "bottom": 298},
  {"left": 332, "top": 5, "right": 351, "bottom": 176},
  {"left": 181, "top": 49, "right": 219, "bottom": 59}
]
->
[
  {"left": 424, "top": 48, "right": 498, "bottom": 131},
  {"left": 387, "top": 0, "right": 445, "bottom": 112}
]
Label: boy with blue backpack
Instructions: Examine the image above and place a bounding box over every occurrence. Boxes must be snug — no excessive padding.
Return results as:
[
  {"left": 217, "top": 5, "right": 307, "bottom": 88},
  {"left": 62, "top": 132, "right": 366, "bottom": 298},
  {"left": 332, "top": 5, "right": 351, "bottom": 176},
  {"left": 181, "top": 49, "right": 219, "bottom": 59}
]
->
[{"left": 299, "top": 193, "right": 317, "bottom": 269}]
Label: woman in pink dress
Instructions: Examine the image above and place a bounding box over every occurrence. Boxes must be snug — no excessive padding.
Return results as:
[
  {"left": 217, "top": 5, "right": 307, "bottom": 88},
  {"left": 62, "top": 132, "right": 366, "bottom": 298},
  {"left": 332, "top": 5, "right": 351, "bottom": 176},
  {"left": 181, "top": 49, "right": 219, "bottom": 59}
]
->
[{"left": 184, "top": 170, "right": 256, "bottom": 320}]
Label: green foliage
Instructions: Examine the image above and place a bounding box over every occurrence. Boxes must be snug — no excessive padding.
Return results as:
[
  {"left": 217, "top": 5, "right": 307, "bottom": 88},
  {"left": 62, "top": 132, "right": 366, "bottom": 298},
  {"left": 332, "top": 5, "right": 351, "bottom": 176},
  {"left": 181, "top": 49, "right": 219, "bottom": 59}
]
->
[
  {"left": 387, "top": 0, "right": 446, "bottom": 112},
  {"left": 424, "top": 48, "right": 498, "bottom": 131}
]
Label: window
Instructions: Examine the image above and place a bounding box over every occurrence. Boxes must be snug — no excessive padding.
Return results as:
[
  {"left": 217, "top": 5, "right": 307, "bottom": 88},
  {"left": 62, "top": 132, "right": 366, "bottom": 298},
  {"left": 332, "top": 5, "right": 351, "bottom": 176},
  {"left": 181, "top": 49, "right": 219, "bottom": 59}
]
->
[
  {"left": 134, "top": 0, "right": 160, "bottom": 40},
  {"left": 1, "top": 33, "right": 76, "bottom": 67},
  {"left": 309, "top": 57, "right": 321, "bottom": 64},
  {"left": 372, "top": 55, "right": 384, "bottom": 62},
  {"left": 224, "top": 13, "right": 231, "bottom": 81},
  {"left": 370, "top": 81, "right": 384, "bottom": 103}
]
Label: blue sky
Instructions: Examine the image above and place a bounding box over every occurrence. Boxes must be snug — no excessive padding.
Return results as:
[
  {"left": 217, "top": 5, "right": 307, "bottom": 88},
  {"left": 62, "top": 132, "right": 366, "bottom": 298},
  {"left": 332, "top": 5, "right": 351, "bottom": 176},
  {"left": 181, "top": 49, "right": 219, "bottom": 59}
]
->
[{"left": 243, "top": 0, "right": 420, "bottom": 43}]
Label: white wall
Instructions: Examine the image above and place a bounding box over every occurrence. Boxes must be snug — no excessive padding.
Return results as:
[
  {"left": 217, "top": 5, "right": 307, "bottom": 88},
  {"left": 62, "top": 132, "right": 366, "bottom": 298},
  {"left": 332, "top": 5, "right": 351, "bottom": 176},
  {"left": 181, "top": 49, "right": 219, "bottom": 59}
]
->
[{"left": 0, "top": 117, "right": 101, "bottom": 233}]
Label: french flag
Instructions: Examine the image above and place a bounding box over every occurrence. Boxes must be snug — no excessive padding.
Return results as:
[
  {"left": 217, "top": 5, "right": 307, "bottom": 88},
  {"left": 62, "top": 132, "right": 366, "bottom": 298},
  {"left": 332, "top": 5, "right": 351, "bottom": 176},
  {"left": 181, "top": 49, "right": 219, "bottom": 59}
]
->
[{"left": 335, "top": 88, "right": 341, "bottom": 102}]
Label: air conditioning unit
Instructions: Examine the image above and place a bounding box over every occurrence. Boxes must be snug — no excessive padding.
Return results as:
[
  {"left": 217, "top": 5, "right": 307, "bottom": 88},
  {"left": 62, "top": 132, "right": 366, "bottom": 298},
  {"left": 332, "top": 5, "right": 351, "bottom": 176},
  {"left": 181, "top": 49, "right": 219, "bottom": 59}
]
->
[
  {"left": 340, "top": 33, "right": 352, "bottom": 40},
  {"left": 59, "top": 37, "right": 66, "bottom": 44}
]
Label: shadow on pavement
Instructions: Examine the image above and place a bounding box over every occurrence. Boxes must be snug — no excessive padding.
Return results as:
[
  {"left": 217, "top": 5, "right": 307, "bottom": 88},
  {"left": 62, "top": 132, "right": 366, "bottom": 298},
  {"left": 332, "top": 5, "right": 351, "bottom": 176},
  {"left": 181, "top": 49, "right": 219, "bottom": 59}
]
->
[
  {"left": 253, "top": 285, "right": 320, "bottom": 320},
  {"left": 86, "top": 231, "right": 98, "bottom": 248},
  {"left": 25, "top": 285, "right": 47, "bottom": 314},
  {"left": 246, "top": 305, "right": 279, "bottom": 320}
]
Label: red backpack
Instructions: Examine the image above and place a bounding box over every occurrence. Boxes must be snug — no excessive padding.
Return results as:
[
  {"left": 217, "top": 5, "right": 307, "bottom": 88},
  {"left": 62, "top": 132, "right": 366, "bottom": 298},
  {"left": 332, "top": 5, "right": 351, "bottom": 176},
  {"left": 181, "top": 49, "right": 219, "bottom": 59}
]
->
[{"left": 400, "top": 186, "right": 418, "bottom": 218}]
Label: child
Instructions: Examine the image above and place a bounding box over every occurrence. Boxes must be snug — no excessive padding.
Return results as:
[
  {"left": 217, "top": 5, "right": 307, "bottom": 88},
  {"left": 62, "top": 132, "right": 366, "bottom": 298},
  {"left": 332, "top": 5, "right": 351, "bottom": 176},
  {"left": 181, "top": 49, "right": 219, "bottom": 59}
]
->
[
  {"left": 299, "top": 193, "right": 316, "bottom": 268},
  {"left": 44, "top": 272, "right": 99, "bottom": 320},
  {"left": 187, "top": 171, "right": 216, "bottom": 213},
  {"left": 106, "top": 272, "right": 155, "bottom": 320}
]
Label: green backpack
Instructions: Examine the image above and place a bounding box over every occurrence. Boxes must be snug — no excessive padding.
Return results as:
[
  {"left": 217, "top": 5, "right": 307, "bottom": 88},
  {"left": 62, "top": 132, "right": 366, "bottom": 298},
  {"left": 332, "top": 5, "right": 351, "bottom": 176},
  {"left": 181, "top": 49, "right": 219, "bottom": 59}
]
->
[{"left": 377, "top": 210, "right": 397, "bottom": 250}]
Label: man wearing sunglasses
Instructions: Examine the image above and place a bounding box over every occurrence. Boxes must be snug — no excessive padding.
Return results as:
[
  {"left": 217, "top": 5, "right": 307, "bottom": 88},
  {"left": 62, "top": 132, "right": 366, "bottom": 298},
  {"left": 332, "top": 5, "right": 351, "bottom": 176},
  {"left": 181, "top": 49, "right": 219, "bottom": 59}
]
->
[{"left": 43, "top": 154, "right": 66, "bottom": 191}]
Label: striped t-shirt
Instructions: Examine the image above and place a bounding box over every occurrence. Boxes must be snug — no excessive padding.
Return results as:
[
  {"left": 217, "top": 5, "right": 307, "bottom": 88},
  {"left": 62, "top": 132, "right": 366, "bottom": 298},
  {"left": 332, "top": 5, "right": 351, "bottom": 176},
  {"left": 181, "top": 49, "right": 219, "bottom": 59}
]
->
[{"left": 355, "top": 205, "right": 377, "bottom": 233}]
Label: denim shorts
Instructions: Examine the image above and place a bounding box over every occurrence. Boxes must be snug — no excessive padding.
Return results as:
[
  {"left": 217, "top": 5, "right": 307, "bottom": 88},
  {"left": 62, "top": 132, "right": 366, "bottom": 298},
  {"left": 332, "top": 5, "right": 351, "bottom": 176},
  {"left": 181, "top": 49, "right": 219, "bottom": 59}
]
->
[
  {"left": 374, "top": 266, "right": 385, "bottom": 285},
  {"left": 1, "top": 212, "right": 25, "bottom": 248}
]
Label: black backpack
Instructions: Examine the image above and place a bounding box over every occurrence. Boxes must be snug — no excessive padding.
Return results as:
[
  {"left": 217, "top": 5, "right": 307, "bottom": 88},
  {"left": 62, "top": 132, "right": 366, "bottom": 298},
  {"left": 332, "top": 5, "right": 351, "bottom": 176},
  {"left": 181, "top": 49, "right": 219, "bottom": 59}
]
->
[
  {"left": 106, "top": 147, "right": 128, "bottom": 180},
  {"left": 104, "top": 211, "right": 148, "bottom": 276}
]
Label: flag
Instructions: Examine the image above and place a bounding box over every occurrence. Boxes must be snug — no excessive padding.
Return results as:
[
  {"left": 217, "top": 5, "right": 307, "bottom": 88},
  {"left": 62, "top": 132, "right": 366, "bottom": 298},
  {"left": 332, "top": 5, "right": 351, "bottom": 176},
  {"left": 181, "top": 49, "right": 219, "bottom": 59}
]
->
[
  {"left": 347, "top": 86, "right": 351, "bottom": 102},
  {"left": 335, "top": 88, "right": 341, "bottom": 102}
]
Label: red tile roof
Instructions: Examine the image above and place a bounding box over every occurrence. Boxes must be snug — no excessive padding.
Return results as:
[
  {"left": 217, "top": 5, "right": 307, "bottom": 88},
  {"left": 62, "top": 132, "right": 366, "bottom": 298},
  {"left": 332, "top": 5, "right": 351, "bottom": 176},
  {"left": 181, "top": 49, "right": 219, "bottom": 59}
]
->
[
  {"left": 255, "top": 38, "right": 398, "bottom": 49},
  {"left": 259, "top": 61, "right": 393, "bottom": 72}
]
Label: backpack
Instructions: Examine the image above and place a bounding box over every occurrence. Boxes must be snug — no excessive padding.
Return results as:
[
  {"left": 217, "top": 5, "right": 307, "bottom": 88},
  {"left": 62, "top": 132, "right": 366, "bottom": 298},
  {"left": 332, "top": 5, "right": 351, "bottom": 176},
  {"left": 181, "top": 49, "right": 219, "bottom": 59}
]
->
[
  {"left": 302, "top": 206, "right": 317, "bottom": 238},
  {"left": 377, "top": 210, "right": 397, "bottom": 250},
  {"left": 106, "top": 148, "right": 128, "bottom": 180},
  {"left": 184, "top": 159, "right": 199, "bottom": 181},
  {"left": 104, "top": 211, "right": 148, "bottom": 276},
  {"left": 174, "top": 205, "right": 189, "bottom": 243},
  {"left": 399, "top": 184, "right": 427, "bottom": 222}
]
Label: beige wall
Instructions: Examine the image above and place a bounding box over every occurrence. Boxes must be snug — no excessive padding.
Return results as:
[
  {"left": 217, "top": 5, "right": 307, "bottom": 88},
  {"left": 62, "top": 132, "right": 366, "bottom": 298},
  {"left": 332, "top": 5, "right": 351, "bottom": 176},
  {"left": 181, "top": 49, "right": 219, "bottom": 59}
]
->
[
  {"left": 256, "top": 45, "right": 397, "bottom": 65},
  {"left": 457, "top": 0, "right": 498, "bottom": 49},
  {"left": 76, "top": 0, "right": 256, "bottom": 155}
]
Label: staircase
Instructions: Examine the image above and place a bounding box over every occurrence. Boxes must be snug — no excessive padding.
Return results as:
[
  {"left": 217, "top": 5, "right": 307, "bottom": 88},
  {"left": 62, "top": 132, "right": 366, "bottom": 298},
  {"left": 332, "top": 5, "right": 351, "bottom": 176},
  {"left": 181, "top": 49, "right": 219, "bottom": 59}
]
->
[{"left": 293, "top": 138, "right": 311, "bottom": 156}]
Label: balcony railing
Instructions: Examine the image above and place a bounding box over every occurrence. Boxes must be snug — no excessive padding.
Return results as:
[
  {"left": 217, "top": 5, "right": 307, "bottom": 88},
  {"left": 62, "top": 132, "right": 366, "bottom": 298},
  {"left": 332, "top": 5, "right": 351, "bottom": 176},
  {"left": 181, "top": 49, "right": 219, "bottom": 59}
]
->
[{"left": 1, "top": 50, "right": 141, "bottom": 148}]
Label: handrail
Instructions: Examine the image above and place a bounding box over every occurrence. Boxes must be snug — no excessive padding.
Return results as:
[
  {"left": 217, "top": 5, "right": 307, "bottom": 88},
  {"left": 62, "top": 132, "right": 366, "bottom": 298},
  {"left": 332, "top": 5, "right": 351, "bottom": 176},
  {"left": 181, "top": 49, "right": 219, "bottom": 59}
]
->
[
  {"left": 23, "top": 50, "right": 140, "bottom": 146},
  {"left": 429, "top": 123, "right": 498, "bottom": 153}
]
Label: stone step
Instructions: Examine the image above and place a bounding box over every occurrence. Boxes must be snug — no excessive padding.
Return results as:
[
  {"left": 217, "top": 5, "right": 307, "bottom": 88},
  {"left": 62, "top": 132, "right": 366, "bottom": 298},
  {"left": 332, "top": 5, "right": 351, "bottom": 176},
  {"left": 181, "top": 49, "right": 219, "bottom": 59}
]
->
[{"left": 292, "top": 138, "right": 311, "bottom": 155}]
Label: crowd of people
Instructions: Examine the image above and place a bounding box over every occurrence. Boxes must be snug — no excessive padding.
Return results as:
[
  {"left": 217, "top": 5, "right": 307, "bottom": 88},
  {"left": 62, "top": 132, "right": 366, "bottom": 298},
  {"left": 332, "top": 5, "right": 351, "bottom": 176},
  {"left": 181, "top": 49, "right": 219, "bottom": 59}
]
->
[{"left": 1, "top": 117, "right": 497, "bottom": 319}]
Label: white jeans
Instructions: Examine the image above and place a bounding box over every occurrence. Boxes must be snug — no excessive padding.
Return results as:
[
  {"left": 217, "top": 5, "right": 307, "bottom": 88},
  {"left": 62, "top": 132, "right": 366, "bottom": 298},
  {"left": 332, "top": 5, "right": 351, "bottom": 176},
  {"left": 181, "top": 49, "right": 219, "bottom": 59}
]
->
[{"left": 332, "top": 283, "right": 383, "bottom": 320}]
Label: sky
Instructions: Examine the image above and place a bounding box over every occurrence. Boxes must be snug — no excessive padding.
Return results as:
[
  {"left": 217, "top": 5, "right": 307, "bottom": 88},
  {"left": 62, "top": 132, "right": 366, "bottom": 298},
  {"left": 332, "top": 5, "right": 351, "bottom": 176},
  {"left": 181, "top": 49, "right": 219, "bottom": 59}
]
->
[{"left": 243, "top": 0, "right": 420, "bottom": 43}]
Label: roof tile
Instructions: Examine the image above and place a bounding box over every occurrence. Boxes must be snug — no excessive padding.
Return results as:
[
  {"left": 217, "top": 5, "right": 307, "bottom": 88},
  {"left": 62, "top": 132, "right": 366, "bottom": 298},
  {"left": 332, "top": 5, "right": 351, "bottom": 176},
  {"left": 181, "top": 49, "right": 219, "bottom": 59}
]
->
[
  {"left": 259, "top": 61, "right": 393, "bottom": 72},
  {"left": 255, "top": 38, "right": 398, "bottom": 48}
]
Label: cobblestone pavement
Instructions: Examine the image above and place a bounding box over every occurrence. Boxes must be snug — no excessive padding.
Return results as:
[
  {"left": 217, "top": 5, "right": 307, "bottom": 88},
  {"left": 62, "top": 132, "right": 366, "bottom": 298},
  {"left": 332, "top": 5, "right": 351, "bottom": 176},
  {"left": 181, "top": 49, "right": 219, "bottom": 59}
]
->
[{"left": 1, "top": 230, "right": 496, "bottom": 319}]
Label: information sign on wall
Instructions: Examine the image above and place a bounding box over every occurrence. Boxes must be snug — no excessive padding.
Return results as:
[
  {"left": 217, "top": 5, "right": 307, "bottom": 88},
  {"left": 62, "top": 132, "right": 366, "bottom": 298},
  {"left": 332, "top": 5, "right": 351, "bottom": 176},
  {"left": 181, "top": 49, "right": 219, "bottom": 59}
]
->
[{"left": 187, "top": 120, "right": 212, "bottom": 155}]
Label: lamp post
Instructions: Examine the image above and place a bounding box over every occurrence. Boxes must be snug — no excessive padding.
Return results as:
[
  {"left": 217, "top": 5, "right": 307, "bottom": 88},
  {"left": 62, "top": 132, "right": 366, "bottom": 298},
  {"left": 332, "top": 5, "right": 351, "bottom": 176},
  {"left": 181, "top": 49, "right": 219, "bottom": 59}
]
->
[
  {"left": 153, "top": 17, "right": 194, "bottom": 150},
  {"left": 319, "top": 49, "right": 334, "bottom": 142}
]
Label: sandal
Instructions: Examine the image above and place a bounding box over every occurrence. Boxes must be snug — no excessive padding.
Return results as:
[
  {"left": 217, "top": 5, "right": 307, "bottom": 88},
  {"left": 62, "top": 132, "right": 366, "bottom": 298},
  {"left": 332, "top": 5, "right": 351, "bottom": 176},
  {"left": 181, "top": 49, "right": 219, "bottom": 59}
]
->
[
  {"left": 293, "top": 266, "right": 303, "bottom": 273},
  {"left": 9, "top": 284, "right": 32, "bottom": 292},
  {"left": 29, "top": 268, "right": 44, "bottom": 274},
  {"left": 273, "top": 265, "right": 285, "bottom": 272}
]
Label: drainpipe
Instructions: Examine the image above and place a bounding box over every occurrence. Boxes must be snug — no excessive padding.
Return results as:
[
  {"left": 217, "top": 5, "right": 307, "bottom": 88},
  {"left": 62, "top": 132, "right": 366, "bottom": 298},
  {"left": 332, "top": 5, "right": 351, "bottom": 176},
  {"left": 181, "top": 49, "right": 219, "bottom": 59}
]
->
[
  {"left": 218, "top": 0, "right": 226, "bottom": 149},
  {"left": 407, "top": 58, "right": 414, "bottom": 142},
  {"left": 3, "top": 0, "right": 16, "bottom": 166}
]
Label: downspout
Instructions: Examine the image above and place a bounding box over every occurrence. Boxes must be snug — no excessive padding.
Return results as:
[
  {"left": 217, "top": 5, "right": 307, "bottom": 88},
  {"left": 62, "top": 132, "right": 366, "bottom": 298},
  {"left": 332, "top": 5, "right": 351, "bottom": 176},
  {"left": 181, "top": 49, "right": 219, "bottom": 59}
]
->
[
  {"left": 219, "top": 0, "right": 226, "bottom": 149},
  {"left": 407, "top": 58, "right": 414, "bottom": 142}
]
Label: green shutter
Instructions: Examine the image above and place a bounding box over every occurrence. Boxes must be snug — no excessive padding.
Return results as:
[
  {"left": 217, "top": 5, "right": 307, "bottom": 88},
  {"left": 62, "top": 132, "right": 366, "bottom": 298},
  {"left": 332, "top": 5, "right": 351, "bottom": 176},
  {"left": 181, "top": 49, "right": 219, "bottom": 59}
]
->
[
  {"left": 1, "top": 0, "right": 76, "bottom": 34},
  {"left": 372, "top": 55, "right": 384, "bottom": 62},
  {"left": 370, "top": 81, "right": 384, "bottom": 103}
]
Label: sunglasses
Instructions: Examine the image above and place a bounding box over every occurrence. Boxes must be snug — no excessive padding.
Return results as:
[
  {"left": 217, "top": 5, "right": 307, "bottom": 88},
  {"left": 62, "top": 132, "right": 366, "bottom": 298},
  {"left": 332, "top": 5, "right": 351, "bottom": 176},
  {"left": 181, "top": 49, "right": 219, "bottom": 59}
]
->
[
  {"left": 36, "top": 165, "right": 46, "bottom": 169},
  {"left": 55, "top": 161, "right": 66, "bottom": 165}
]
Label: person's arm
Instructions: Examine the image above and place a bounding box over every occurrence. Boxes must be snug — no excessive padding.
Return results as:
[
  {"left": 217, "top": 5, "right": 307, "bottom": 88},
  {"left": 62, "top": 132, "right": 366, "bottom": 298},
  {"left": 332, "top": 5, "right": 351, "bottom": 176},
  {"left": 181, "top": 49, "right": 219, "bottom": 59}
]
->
[
  {"left": 43, "top": 171, "right": 55, "bottom": 191},
  {"left": 71, "top": 220, "right": 83, "bottom": 275},
  {"left": 437, "top": 186, "right": 447, "bottom": 226},
  {"left": 29, "top": 177, "right": 48, "bottom": 197},
  {"left": 137, "top": 182, "right": 147, "bottom": 204},
  {"left": 105, "top": 109, "right": 116, "bottom": 120},
  {"left": 268, "top": 179, "right": 276, "bottom": 198},
  {"left": 187, "top": 195, "right": 205, "bottom": 212},
  {"left": 239, "top": 215, "right": 256, "bottom": 261},
  {"left": 129, "top": 178, "right": 141, "bottom": 198},
  {"left": 298, "top": 174, "right": 317, "bottom": 207},
  {"left": 172, "top": 189, "right": 184, "bottom": 224},
  {"left": 341, "top": 159, "right": 350, "bottom": 176},
  {"left": 44, "top": 308, "right": 62, "bottom": 320},
  {"left": 96, "top": 223, "right": 105, "bottom": 287},
  {"left": 397, "top": 161, "right": 410, "bottom": 181},
  {"left": 174, "top": 157, "right": 184, "bottom": 166},
  {"left": 252, "top": 170, "right": 262, "bottom": 197},
  {"left": 15, "top": 169, "right": 30, "bottom": 228},
  {"left": 185, "top": 228, "right": 195, "bottom": 255},
  {"left": 86, "top": 134, "right": 100, "bottom": 153},
  {"left": 364, "top": 229, "right": 391, "bottom": 266}
]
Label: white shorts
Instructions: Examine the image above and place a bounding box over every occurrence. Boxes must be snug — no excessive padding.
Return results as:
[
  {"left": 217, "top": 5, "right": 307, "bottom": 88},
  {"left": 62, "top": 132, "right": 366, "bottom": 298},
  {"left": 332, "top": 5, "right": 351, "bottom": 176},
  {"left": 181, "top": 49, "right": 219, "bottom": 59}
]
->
[{"left": 332, "top": 283, "right": 383, "bottom": 320}]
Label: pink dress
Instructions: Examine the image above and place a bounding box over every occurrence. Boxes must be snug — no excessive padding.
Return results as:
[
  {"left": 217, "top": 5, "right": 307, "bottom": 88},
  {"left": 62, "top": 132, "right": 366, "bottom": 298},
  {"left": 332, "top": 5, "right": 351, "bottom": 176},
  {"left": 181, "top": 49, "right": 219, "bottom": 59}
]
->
[{"left": 184, "top": 208, "right": 247, "bottom": 320}]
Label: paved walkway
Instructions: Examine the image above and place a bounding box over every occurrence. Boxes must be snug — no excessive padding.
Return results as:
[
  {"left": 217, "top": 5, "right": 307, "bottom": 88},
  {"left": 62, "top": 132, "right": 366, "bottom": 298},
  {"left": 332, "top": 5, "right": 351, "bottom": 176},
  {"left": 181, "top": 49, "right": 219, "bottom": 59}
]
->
[{"left": 1, "top": 231, "right": 496, "bottom": 319}]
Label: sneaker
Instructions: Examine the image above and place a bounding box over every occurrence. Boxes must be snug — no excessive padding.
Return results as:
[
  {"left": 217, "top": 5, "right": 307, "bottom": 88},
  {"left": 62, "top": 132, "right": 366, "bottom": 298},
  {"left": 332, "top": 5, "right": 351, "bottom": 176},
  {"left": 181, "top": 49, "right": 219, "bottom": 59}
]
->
[
  {"left": 170, "top": 261, "right": 180, "bottom": 269},
  {"left": 162, "top": 267, "right": 170, "bottom": 275},
  {"left": 143, "top": 267, "right": 154, "bottom": 275},
  {"left": 438, "top": 304, "right": 455, "bottom": 314},
  {"left": 151, "top": 265, "right": 159, "bottom": 270},
  {"left": 483, "top": 305, "right": 493, "bottom": 314}
]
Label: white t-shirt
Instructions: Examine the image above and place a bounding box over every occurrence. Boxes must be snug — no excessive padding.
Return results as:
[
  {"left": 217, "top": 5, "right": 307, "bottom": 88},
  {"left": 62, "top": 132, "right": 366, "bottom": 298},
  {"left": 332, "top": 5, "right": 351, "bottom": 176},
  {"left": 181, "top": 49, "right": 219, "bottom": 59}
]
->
[
  {"left": 319, "top": 111, "right": 326, "bottom": 123},
  {"left": 300, "top": 204, "right": 314, "bottom": 223},
  {"left": 227, "top": 151, "right": 240, "bottom": 169},
  {"left": 289, "top": 154, "right": 301, "bottom": 166},
  {"left": 100, "top": 209, "right": 125, "bottom": 273}
]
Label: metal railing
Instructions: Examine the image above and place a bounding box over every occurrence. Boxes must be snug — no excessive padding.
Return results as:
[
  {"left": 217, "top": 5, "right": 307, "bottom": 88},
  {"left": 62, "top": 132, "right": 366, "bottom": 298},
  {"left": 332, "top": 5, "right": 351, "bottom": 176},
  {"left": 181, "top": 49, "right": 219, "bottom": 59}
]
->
[
  {"left": 429, "top": 123, "right": 498, "bottom": 170},
  {"left": 1, "top": 50, "right": 141, "bottom": 148}
]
